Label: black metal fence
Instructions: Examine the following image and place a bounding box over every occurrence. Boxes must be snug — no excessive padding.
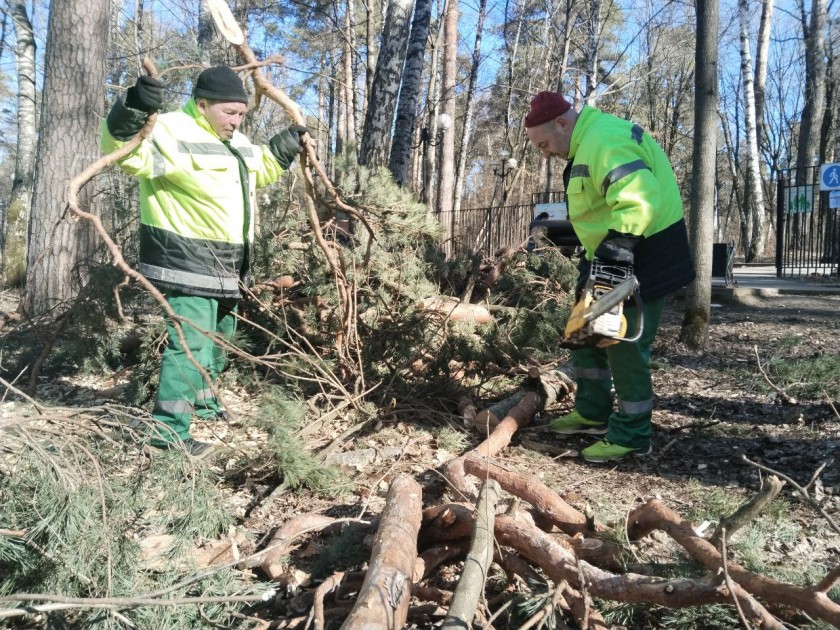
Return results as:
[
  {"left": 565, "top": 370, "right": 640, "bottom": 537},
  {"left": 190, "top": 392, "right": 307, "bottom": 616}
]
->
[
  {"left": 438, "top": 204, "right": 535, "bottom": 256},
  {"left": 776, "top": 166, "right": 840, "bottom": 278}
]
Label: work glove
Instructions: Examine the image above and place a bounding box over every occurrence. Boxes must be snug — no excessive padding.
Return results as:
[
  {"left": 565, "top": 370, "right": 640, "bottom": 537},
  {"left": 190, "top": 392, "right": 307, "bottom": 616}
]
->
[
  {"left": 124, "top": 75, "right": 164, "bottom": 113},
  {"left": 269, "top": 124, "right": 310, "bottom": 169}
]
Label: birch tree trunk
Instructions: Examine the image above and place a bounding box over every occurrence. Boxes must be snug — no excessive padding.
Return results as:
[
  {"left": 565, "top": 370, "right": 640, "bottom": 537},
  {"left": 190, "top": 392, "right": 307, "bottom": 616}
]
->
[
  {"left": 388, "top": 0, "right": 433, "bottom": 185},
  {"left": 753, "top": 0, "right": 774, "bottom": 152},
  {"left": 679, "top": 0, "right": 718, "bottom": 351},
  {"left": 4, "top": 1, "right": 37, "bottom": 287},
  {"left": 358, "top": 0, "right": 413, "bottom": 170},
  {"left": 739, "top": 0, "right": 767, "bottom": 262},
  {"left": 365, "top": 0, "right": 379, "bottom": 108},
  {"left": 421, "top": 5, "right": 446, "bottom": 208},
  {"left": 583, "top": 0, "right": 602, "bottom": 103},
  {"left": 25, "top": 0, "right": 110, "bottom": 316},
  {"left": 437, "top": 0, "right": 458, "bottom": 255},
  {"left": 451, "top": 0, "right": 487, "bottom": 219}
]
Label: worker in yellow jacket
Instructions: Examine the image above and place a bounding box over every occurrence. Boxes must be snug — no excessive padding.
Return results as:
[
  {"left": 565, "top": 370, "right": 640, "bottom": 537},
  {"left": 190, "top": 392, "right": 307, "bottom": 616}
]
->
[
  {"left": 102, "top": 66, "right": 305, "bottom": 457},
  {"left": 525, "top": 91, "right": 695, "bottom": 463}
]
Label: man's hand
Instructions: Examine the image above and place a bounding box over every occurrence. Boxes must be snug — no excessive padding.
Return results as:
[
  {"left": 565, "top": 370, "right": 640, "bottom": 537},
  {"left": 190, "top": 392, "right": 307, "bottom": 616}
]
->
[
  {"left": 269, "top": 124, "right": 311, "bottom": 169},
  {"left": 125, "top": 76, "right": 164, "bottom": 113}
]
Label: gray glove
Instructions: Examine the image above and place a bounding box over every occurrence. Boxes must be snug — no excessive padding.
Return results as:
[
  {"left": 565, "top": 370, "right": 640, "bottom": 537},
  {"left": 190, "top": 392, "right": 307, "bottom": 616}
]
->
[
  {"left": 125, "top": 75, "right": 164, "bottom": 113},
  {"left": 269, "top": 124, "right": 310, "bottom": 169}
]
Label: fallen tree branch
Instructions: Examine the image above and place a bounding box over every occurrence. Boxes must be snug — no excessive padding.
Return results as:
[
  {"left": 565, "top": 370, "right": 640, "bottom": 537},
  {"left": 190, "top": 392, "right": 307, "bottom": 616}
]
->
[
  {"left": 443, "top": 391, "right": 540, "bottom": 500},
  {"left": 495, "top": 514, "right": 783, "bottom": 629},
  {"left": 627, "top": 498, "right": 839, "bottom": 627},
  {"left": 710, "top": 475, "right": 784, "bottom": 547},
  {"left": 443, "top": 479, "right": 500, "bottom": 628},
  {"left": 742, "top": 456, "right": 840, "bottom": 536}
]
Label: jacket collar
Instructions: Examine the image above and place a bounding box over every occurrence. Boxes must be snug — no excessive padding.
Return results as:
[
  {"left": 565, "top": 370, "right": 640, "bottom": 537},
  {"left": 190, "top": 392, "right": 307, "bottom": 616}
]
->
[
  {"left": 183, "top": 98, "right": 221, "bottom": 139},
  {"left": 568, "top": 105, "right": 600, "bottom": 160}
]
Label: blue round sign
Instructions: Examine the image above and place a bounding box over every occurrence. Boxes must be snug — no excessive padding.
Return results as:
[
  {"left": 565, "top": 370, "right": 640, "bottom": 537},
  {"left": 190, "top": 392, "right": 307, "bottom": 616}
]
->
[{"left": 822, "top": 164, "right": 840, "bottom": 189}]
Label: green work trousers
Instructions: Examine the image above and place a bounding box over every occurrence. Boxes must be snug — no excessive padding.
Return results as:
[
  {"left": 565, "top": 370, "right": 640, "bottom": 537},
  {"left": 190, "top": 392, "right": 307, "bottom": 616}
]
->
[
  {"left": 571, "top": 297, "right": 666, "bottom": 449},
  {"left": 150, "top": 292, "right": 237, "bottom": 445}
]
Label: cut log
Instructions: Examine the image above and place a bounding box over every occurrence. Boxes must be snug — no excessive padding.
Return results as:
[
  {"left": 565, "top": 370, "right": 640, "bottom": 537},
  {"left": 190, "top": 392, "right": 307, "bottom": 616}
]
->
[
  {"left": 255, "top": 514, "right": 337, "bottom": 580},
  {"left": 340, "top": 475, "right": 422, "bottom": 629},
  {"left": 443, "top": 480, "right": 500, "bottom": 628},
  {"left": 417, "top": 297, "right": 493, "bottom": 325},
  {"left": 463, "top": 455, "right": 593, "bottom": 536},
  {"left": 444, "top": 391, "right": 540, "bottom": 500}
]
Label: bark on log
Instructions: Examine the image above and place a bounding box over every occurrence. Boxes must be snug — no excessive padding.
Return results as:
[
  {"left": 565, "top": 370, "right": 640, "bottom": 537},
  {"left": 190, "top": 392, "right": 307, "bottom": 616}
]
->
[
  {"left": 417, "top": 297, "right": 493, "bottom": 325},
  {"left": 413, "top": 541, "right": 470, "bottom": 581},
  {"left": 420, "top": 504, "right": 477, "bottom": 547},
  {"left": 463, "top": 455, "right": 592, "bottom": 536},
  {"left": 443, "top": 480, "right": 500, "bottom": 628},
  {"left": 444, "top": 391, "right": 540, "bottom": 500},
  {"left": 341, "top": 475, "right": 422, "bottom": 629},
  {"left": 710, "top": 475, "right": 784, "bottom": 546},
  {"left": 494, "top": 515, "right": 782, "bottom": 629},
  {"left": 257, "top": 514, "right": 336, "bottom": 580},
  {"left": 628, "top": 498, "right": 839, "bottom": 627}
]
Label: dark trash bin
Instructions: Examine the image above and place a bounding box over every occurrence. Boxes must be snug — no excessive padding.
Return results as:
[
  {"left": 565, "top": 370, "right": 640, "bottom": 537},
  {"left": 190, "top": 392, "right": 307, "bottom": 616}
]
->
[
  {"left": 528, "top": 219, "right": 581, "bottom": 256},
  {"left": 712, "top": 242, "right": 736, "bottom": 286}
]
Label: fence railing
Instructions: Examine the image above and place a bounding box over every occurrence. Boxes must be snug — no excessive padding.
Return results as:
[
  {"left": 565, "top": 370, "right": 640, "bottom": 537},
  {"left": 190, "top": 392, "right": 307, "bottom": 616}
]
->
[
  {"left": 437, "top": 205, "right": 535, "bottom": 257},
  {"left": 776, "top": 167, "right": 840, "bottom": 278}
]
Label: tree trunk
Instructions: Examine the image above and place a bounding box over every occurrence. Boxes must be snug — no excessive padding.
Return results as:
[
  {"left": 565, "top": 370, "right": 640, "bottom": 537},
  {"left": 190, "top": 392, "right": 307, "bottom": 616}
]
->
[
  {"left": 796, "top": 0, "right": 827, "bottom": 180},
  {"left": 358, "top": 0, "right": 413, "bottom": 170},
  {"left": 4, "top": 1, "right": 37, "bottom": 287},
  {"left": 342, "top": 0, "right": 357, "bottom": 154},
  {"left": 451, "top": 0, "right": 487, "bottom": 221},
  {"left": 364, "top": 0, "right": 379, "bottom": 109},
  {"left": 388, "top": 0, "right": 433, "bottom": 185},
  {"left": 198, "top": 0, "right": 225, "bottom": 64},
  {"left": 25, "top": 0, "right": 111, "bottom": 316},
  {"left": 421, "top": 5, "right": 446, "bottom": 209},
  {"left": 679, "top": 0, "right": 718, "bottom": 351},
  {"left": 436, "top": 0, "right": 458, "bottom": 255},
  {"left": 739, "top": 0, "right": 767, "bottom": 262},
  {"left": 753, "top": 0, "right": 774, "bottom": 153}
]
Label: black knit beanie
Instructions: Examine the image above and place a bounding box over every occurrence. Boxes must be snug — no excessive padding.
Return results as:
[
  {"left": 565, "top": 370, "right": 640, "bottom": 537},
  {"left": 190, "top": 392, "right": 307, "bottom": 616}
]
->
[{"left": 193, "top": 66, "right": 248, "bottom": 104}]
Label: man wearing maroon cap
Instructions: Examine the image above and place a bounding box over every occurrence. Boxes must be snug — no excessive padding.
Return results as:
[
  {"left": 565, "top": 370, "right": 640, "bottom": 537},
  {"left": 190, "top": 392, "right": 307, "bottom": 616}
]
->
[{"left": 525, "top": 91, "right": 695, "bottom": 463}]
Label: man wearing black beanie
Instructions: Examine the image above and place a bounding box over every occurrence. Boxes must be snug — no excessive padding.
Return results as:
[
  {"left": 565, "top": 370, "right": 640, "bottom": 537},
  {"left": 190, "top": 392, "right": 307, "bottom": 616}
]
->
[{"left": 101, "top": 66, "right": 307, "bottom": 457}]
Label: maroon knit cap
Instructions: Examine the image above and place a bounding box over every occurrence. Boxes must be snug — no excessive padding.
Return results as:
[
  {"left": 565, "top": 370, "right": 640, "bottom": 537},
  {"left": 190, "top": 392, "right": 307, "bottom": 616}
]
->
[{"left": 524, "top": 91, "right": 572, "bottom": 128}]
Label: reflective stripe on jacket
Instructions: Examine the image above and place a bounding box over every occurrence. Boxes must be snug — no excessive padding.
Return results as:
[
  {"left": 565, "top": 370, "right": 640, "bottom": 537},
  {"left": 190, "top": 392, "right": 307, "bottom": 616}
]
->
[
  {"left": 101, "top": 98, "right": 284, "bottom": 298},
  {"left": 567, "top": 106, "right": 694, "bottom": 300}
]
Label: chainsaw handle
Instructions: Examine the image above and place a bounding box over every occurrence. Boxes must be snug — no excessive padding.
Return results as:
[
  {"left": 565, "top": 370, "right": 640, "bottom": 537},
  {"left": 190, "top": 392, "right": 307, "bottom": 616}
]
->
[
  {"left": 619, "top": 289, "right": 644, "bottom": 343},
  {"left": 584, "top": 276, "right": 639, "bottom": 322}
]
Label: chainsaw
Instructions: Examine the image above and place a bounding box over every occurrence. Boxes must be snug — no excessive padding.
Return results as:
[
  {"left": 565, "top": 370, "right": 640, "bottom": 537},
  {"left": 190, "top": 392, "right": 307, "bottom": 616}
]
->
[{"left": 560, "top": 259, "right": 644, "bottom": 349}]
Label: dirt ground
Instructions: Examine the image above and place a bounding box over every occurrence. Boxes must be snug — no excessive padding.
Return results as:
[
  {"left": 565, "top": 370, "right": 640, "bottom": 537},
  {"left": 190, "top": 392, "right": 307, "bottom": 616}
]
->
[
  {"left": 208, "top": 290, "right": 840, "bottom": 626},
  {"left": 7, "top": 289, "right": 840, "bottom": 628}
]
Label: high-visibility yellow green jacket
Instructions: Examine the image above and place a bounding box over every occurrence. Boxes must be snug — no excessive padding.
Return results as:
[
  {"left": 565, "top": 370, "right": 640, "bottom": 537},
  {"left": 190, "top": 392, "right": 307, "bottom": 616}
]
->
[
  {"left": 101, "top": 97, "right": 284, "bottom": 298},
  {"left": 566, "top": 106, "right": 695, "bottom": 300}
]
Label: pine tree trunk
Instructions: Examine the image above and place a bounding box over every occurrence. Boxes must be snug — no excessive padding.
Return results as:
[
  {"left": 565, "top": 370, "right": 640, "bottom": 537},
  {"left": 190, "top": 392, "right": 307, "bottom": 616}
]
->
[
  {"left": 25, "top": 0, "right": 111, "bottom": 316},
  {"left": 365, "top": 0, "right": 378, "bottom": 108},
  {"left": 198, "top": 0, "right": 226, "bottom": 64},
  {"left": 451, "top": 0, "right": 487, "bottom": 220},
  {"left": 679, "top": 0, "right": 718, "bottom": 351},
  {"left": 437, "top": 0, "right": 458, "bottom": 255},
  {"left": 358, "top": 0, "right": 413, "bottom": 170},
  {"left": 388, "top": 0, "right": 433, "bottom": 186},
  {"left": 343, "top": 0, "right": 357, "bottom": 153},
  {"left": 4, "top": 1, "right": 37, "bottom": 287},
  {"left": 739, "top": 0, "right": 767, "bottom": 262}
]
